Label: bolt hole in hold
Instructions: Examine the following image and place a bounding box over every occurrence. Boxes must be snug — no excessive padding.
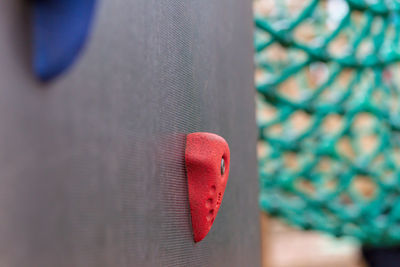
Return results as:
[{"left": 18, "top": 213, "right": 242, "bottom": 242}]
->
[{"left": 221, "top": 157, "right": 225, "bottom": 175}]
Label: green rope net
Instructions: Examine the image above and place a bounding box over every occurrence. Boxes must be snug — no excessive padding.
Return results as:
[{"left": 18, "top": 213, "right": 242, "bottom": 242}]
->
[{"left": 255, "top": 0, "right": 400, "bottom": 246}]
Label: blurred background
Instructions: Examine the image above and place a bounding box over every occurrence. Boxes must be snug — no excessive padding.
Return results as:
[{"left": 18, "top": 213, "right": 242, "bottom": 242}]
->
[
  {"left": 254, "top": 0, "right": 400, "bottom": 266},
  {"left": 261, "top": 215, "right": 363, "bottom": 267}
]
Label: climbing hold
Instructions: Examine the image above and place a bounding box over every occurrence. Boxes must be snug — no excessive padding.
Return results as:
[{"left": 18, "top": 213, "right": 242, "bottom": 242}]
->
[
  {"left": 185, "top": 132, "right": 230, "bottom": 243},
  {"left": 32, "top": 0, "right": 97, "bottom": 81}
]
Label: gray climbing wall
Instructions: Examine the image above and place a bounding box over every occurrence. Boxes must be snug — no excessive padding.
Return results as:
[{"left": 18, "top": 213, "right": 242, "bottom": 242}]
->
[{"left": 0, "top": 0, "right": 260, "bottom": 266}]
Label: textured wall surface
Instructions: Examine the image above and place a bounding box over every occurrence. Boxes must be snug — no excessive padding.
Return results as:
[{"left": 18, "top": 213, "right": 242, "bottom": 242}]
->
[{"left": 0, "top": 0, "right": 260, "bottom": 266}]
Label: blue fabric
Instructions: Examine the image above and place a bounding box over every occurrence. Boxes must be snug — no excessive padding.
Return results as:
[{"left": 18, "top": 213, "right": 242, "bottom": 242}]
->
[{"left": 32, "top": 0, "right": 96, "bottom": 81}]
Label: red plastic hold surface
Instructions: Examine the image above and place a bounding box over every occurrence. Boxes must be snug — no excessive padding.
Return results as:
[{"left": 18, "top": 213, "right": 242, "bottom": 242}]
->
[{"left": 185, "top": 132, "right": 230, "bottom": 243}]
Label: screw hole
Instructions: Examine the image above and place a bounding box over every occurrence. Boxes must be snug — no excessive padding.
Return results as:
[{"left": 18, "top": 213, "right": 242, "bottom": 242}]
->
[
  {"left": 221, "top": 157, "right": 225, "bottom": 175},
  {"left": 206, "top": 198, "right": 213, "bottom": 208}
]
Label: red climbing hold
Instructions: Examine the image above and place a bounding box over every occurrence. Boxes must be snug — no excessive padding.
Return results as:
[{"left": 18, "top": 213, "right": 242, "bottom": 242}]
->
[{"left": 185, "top": 132, "right": 230, "bottom": 243}]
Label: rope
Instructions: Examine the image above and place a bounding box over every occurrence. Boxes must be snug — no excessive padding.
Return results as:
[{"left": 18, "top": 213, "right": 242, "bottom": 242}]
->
[{"left": 255, "top": 0, "right": 400, "bottom": 246}]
